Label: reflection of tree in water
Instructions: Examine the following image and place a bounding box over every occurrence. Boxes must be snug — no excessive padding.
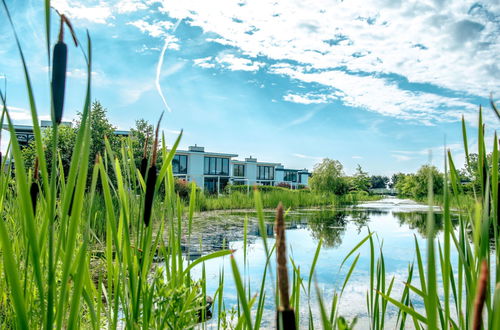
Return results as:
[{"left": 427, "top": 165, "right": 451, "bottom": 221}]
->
[
  {"left": 393, "top": 211, "right": 458, "bottom": 238},
  {"left": 306, "top": 210, "right": 349, "bottom": 248}
]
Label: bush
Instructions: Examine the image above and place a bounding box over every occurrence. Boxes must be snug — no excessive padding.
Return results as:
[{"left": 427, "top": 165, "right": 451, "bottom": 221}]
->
[{"left": 225, "top": 184, "right": 289, "bottom": 194}]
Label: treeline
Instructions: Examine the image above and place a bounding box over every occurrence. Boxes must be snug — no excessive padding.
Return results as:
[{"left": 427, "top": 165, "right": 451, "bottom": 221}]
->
[
  {"left": 22, "top": 100, "right": 154, "bottom": 179},
  {"left": 392, "top": 152, "right": 499, "bottom": 199},
  {"left": 308, "top": 159, "right": 389, "bottom": 194}
]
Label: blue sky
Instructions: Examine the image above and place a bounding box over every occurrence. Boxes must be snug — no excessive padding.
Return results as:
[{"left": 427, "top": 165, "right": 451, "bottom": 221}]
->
[{"left": 1, "top": 0, "right": 499, "bottom": 175}]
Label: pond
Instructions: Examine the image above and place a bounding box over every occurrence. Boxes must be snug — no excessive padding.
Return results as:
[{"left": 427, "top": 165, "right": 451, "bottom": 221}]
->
[{"left": 186, "top": 197, "right": 459, "bottom": 328}]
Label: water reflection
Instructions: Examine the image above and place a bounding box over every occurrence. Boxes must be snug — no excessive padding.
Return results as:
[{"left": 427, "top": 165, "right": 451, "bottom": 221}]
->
[
  {"left": 180, "top": 203, "right": 458, "bottom": 257},
  {"left": 185, "top": 199, "right": 462, "bottom": 327}
]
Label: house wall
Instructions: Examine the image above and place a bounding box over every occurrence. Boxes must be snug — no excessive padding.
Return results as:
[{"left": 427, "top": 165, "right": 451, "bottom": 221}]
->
[{"left": 187, "top": 152, "right": 205, "bottom": 187}]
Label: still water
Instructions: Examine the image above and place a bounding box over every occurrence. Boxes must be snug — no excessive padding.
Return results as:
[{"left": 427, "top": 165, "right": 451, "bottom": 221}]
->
[{"left": 188, "top": 197, "right": 457, "bottom": 328}]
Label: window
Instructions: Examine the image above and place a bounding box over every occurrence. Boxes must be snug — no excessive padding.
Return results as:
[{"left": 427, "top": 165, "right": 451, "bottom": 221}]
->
[
  {"left": 233, "top": 164, "right": 245, "bottom": 177},
  {"left": 204, "top": 157, "right": 229, "bottom": 175},
  {"left": 173, "top": 155, "right": 187, "bottom": 174},
  {"left": 257, "top": 166, "right": 274, "bottom": 180},
  {"left": 284, "top": 170, "right": 297, "bottom": 182}
]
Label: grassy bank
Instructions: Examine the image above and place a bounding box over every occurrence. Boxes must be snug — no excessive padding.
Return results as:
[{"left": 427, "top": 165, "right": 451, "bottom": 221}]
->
[
  {"left": 196, "top": 190, "right": 381, "bottom": 211},
  {"left": 1, "top": 3, "right": 499, "bottom": 329}
]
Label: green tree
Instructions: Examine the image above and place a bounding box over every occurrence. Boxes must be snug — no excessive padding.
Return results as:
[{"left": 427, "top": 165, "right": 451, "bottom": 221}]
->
[
  {"left": 390, "top": 172, "right": 405, "bottom": 189},
  {"left": 130, "top": 119, "right": 154, "bottom": 167},
  {"left": 395, "top": 165, "right": 443, "bottom": 198},
  {"left": 75, "top": 101, "right": 120, "bottom": 166},
  {"left": 370, "top": 175, "right": 389, "bottom": 189},
  {"left": 349, "top": 164, "right": 371, "bottom": 192},
  {"left": 22, "top": 125, "right": 77, "bottom": 175},
  {"left": 309, "top": 158, "right": 349, "bottom": 195}
]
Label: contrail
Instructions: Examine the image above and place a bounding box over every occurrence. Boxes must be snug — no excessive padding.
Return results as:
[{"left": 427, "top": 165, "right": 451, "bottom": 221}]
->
[{"left": 155, "top": 19, "right": 182, "bottom": 112}]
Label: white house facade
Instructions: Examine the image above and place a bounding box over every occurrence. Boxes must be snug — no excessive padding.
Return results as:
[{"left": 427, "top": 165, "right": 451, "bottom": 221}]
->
[{"left": 172, "top": 145, "right": 311, "bottom": 193}]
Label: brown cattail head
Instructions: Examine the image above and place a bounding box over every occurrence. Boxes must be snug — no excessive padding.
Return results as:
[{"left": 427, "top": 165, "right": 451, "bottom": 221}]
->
[
  {"left": 143, "top": 113, "right": 163, "bottom": 227},
  {"left": 275, "top": 202, "right": 290, "bottom": 310},
  {"left": 472, "top": 260, "right": 488, "bottom": 330},
  {"left": 30, "top": 157, "right": 40, "bottom": 214}
]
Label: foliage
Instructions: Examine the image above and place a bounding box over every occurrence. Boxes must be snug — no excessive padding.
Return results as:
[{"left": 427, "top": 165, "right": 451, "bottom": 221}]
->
[
  {"left": 395, "top": 165, "right": 443, "bottom": 198},
  {"left": 309, "top": 158, "right": 349, "bottom": 194},
  {"left": 370, "top": 175, "right": 389, "bottom": 189},
  {"left": 349, "top": 164, "right": 371, "bottom": 192},
  {"left": 22, "top": 124, "right": 76, "bottom": 174},
  {"left": 389, "top": 172, "right": 405, "bottom": 188},
  {"left": 129, "top": 118, "right": 154, "bottom": 167},
  {"left": 76, "top": 101, "right": 120, "bottom": 167}
]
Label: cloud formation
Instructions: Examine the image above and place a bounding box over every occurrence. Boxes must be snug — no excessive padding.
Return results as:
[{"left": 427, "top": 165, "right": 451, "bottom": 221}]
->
[{"left": 52, "top": 0, "right": 499, "bottom": 124}]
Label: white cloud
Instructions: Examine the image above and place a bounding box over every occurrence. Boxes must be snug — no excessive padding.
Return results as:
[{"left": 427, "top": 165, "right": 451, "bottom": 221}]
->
[
  {"left": 152, "top": 0, "right": 499, "bottom": 124},
  {"left": 392, "top": 154, "right": 413, "bottom": 162},
  {"left": 116, "top": 0, "right": 148, "bottom": 14},
  {"left": 352, "top": 156, "right": 363, "bottom": 159},
  {"left": 193, "top": 57, "right": 216, "bottom": 69},
  {"left": 1, "top": 105, "right": 32, "bottom": 121},
  {"left": 128, "top": 20, "right": 179, "bottom": 49},
  {"left": 216, "top": 54, "right": 264, "bottom": 72},
  {"left": 283, "top": 92, "right": 336, "bottom": 104},
  {"left": 293, "top": 153, "right": 322, "bottom": 161},
  {"left": 52, "top": 0, "right": 114, "bottom": 24}
]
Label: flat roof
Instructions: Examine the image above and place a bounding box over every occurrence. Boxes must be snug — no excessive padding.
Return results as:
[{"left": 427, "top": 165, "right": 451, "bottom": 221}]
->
[
  {"left": 175, "top": 149, "right": 238, "bottom": 158},
  {"left": 232, "top": 160, "right": 282, "bottom": 166}
]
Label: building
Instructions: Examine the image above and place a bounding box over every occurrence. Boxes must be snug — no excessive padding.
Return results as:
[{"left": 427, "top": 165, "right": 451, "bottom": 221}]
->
[
  {"left": 3, "top": 122, "right": 311, "bottom": 193},
  {"left": 172, "top": 145, "right": 311, "bottom": 193}
]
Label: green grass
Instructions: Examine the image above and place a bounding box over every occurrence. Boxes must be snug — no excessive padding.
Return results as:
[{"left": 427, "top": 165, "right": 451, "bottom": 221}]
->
[
  {"left": 0, "top": 2, "right": 498, "bottom": 329},
  {"left": 197, "top": 190, "right": 380, "bottom": 211}
]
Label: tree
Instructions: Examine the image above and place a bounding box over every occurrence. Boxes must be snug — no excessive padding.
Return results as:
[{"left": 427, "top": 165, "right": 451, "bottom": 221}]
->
[
  {"left": 390, "top": 173, "right": 405, "bottom": 189},
  {"left": 309, "top": 158, "right": 349, "bottom": 195},
  {"left": 350, "top": 164, "right": 371, "bottom": 192},
  {"left": 80, "top": 101, "right": 120, "bottom": 162},
  {"left": 370, "top": 175, "right": 389, "bottom": 189},
  {"left": 130, "top": 119, "right": 154, "bottom": 167},
  {"left": 395, "top": 166, "right": 443, "bottom": 198},
  {"left": 22, "top": 125, "right": 77, "bottom": 175}
]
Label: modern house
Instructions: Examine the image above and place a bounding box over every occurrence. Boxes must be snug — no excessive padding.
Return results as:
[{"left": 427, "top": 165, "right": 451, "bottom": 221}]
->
[
  {"left": 172, "top": 145, "right": 238, "bottom": 194},
  {"left": 172, "top": 145, "right": 311, "bottom": 193},
  {"left": 3, "top": 121, "right": 311, "bottom": 193}
]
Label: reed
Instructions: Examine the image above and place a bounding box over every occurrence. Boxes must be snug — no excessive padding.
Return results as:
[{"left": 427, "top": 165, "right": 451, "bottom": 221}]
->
[{"left": 0, "top": 1, "right": 498, "bottom": 329}]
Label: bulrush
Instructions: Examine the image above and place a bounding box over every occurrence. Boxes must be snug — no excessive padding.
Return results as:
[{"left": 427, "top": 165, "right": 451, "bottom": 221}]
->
[
  {"left": 472, "top": 260, "right": 488, "bottom": 330},
  {"left": 51, "top": 13, "right": 77, "bottom": 125},
  {"left": 30, "top": 157, "right": 39, "bottom": 214},
  {"left": 140, "top": 134, "right": 149, "bottom": 178},
  {"left": 275, "top": 202, "right": 296, "bottom": 329},
  {"left": 143, "top": 114, "right": 163, "bottom": 227}
]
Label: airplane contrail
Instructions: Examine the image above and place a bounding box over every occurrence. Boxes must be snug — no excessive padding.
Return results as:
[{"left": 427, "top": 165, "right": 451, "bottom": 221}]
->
[{"left": 155, "top": 19, "right": 182, "bottom": 113}]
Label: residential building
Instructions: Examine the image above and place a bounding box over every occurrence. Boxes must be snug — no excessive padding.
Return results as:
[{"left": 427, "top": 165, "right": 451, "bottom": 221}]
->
[
  {"left": 3, "top": 121, "right": 311, "bottom": 193},
  {"left": 172, "top": 145, "right": 311, "bottom": 193},
  {"left": 172, "top": 145, "right": 238, "bottom": 194}
]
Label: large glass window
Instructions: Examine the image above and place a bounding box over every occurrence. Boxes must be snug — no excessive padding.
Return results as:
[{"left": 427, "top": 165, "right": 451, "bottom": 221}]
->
[
  {"left": 173, "top": 155, "right": 187, "bottom": 174},
  {"left": 283, "top": 170, "right": 297, "bottom": 182},
  {"left": 233, "top": 164, "right": 245, "bottom": 177},
  {"left": 204, "top": 157, "right": 229, "bottom": 175},
  {"left": 257, "top": 166, "right": 274, "bottom": 180}
]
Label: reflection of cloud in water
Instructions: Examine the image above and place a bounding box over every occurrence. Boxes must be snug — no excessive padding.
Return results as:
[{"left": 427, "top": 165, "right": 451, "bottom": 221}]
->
[{"left": 186, "top": 198, "right": 460, "bottom": 327}]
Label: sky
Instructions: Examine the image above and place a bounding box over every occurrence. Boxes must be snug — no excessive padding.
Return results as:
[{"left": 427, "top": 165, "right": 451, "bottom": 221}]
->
[{"left": 1, "top": 0, "right": 499, "bottom": 176}]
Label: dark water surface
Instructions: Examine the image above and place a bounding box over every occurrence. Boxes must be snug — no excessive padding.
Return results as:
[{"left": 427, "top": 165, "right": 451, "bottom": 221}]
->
[{"left": 187, "top": 198, "right": 458, "bottom": 328}]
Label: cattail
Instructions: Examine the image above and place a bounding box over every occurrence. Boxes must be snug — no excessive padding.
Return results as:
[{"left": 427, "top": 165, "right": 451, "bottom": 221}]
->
[
  {"left": 275, "top": 202, "right": 296, "bottom": 329},
  {"left": 472, "top": 260, "right": 488, "bottom": 330},
  {"left": 51, "top": 14, "right": 77, "bottom": 125},
  {"left": 143, "top": 113, "right": 163, "bottom": 227},
  {"left": 30, "top": 157, "right": 39, "bottom": 214},
  {"left": 140, "top": 134, "right": 149, "bottom": 178}
]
